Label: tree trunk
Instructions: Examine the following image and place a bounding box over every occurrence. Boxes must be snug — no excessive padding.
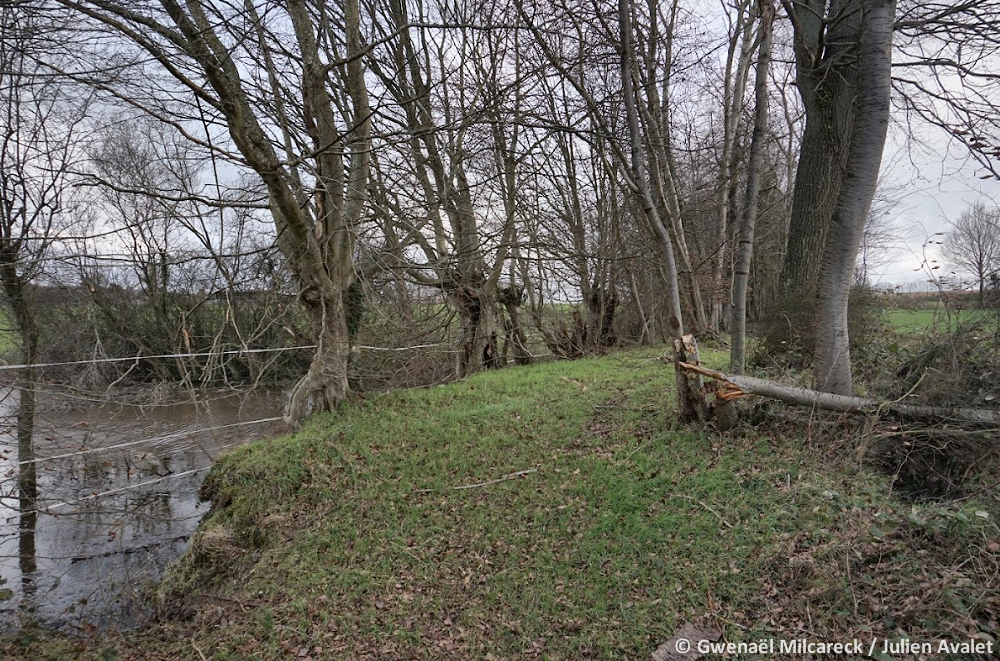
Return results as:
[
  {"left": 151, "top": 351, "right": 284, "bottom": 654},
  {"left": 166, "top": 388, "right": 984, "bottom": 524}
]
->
[
  {"left": 619, "top": 0, "right": 705, "bottom": 422},
  {"left": 586, "top": 286, "right": 618, "bottom": 349},
  {"left": 813, "top": 0, "right": 895, "bottom": 395},
  {"left": 17, "top": 369, "right": 38, "bottom": 605},
  {"left": 770, "top": 0, "right": 861, "bottom": 351},
  {"left": 500, "top": 285, "right": 533, "bottom": 366},
  {"left": 450, "top": 283, "right": 501, "bottom": 377},
  {"left": 60, "top": 0, "right": 372, "bottom": 425},
  {"left": 679, "top": 362, "right": 1000, "bottom": 425},
  {"left": 636, "top": 0, "right": 708, "bottom": 334},
  {"left": 731, "top": 0, "right": 774, "bottom": 374},
  {"left": 1, "top": 270, "right": 40, "bottom": 604},
  {"left": 772, "top": 119, "right": 846, "bottom": 347},
  {"left": 285, "top": 286, "right": 352, "bottom": 422},
  {"left": 711, "top": 0, "right": 755, "bottom": 332}
]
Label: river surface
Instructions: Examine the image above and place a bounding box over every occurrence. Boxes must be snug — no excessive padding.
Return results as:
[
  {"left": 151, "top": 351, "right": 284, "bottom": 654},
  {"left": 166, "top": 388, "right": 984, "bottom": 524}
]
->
[{"left": 0, "top": 387, "right": 284, "bottom": 633}]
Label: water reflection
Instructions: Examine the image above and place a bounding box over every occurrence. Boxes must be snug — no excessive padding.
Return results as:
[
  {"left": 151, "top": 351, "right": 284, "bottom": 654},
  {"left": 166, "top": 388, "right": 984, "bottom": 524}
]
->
[
  {"left": 18, "top": 492, "right": 35, "bottom": 612},
  {"left": 0, "top": 388, "right": 283, "bottom": 632}
]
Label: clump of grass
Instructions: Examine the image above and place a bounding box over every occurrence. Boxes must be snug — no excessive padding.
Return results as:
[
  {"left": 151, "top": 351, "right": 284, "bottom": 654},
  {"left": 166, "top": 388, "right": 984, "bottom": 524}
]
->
[
  {"left": 888, "top": 322, "right": 999, "bottom": 407},
  {"left": 759, "top": 474, "right": 999, "bottom": 646},
  {"left": 845, "top": 312, "right": 1000, "bottom": 520}
]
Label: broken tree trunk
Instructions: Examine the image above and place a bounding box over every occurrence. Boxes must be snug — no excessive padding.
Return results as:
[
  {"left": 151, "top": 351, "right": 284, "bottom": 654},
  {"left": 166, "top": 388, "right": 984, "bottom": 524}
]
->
[
  {"left": 673, "top": 335, "right": 711, "bottom": 423},
  {"left": 678, "top": 362, "right": 1000, "bottom": 426},
  {"left": 674, "top": 335, "right": 737, "bottom": 429}
]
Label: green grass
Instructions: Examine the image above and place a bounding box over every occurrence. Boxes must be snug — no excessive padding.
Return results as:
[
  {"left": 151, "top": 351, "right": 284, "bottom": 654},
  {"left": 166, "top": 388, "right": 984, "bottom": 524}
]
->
[
  {"left": 885, "top": 307, "right": 998, "bottom": 334},
  {"left": 4, "top": 347, "right": 998, "bottom": 660},
  {"left": 0, "top": 306, "right": 20, "bottom": 355},
  {"left": 885, "top": 309, "right": 938, "bottom": 333}
]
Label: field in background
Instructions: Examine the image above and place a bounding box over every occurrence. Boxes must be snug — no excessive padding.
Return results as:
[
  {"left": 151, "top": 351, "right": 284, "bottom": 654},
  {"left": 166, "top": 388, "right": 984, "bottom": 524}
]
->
[{"left": 885, "top": 307, "right": 999, "bottom": 334}]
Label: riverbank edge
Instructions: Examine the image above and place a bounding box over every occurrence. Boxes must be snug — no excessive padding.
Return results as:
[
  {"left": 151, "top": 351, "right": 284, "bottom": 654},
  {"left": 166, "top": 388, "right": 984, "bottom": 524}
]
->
[{"left": 2, "top": 346, "right": 998, "bottom": 659}]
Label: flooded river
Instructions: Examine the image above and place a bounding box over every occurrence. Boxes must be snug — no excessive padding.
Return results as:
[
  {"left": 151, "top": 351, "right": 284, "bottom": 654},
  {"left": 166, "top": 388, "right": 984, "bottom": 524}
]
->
[{"left": 0, "top": 387, "right": 285, "bottom": 633}]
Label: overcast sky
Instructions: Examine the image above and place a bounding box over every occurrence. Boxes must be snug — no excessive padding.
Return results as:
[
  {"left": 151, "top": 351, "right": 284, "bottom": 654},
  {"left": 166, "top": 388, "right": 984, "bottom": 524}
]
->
[{"left": 871, "top": 122, "right": 1000, "bottom": 288}]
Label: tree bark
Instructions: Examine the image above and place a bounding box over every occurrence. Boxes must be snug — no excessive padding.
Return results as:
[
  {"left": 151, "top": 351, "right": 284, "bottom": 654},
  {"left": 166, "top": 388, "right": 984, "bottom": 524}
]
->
[
  {"left": 285, "top": 286, "right": 353, "bottom": 419},
  {"left": 499, "top": 285, "right": 532, "bottom": 366},
  {"left": 813, "top": 0, "right": 895, "bottom": 394},
  {"left": 771, "top": 0, "right": 863, "bottom": 350},
  {"left": 680, "top": 362, "right": 1000, "bottom": 425},
  {"left": 450, "top": 283, "right": 502, "bottom": 376},
  {"left": 731, "top": 0, "right": 774, "bottom": 374}
]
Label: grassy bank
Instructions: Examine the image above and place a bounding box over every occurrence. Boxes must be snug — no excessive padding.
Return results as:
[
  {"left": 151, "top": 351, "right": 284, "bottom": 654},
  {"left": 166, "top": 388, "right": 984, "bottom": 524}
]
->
[{"left": 4, "top": 347, "right": 998, "bottom": 660}]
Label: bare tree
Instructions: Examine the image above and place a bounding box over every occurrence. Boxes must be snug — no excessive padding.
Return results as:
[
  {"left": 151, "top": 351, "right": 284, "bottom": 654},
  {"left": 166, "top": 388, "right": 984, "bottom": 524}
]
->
[
  {"left": 90, "top": 117, "right": 188, "bottom": 372},
  {"left": 774, "top": 0, "right": 1000, "bottom": 346},
  {"left": 731, "top": 0, "right": 775, "bottom": 374},
  {"left": 942, "top": 201, "right": 1000, "bottom": 306},
  {"left": 893, "top": 1, "right": 1000, "bottom": 181},
  {"left": 519, "top": 0, "right": 712, "bottom": 420},
  {"left": 708, "top": 0, "right": 757, "bottom": 332},
  {"left": 80, "top": 116, "right": 299, "bottom": 387},
  {"left": 518, "top": 75, "right": 623, "bottom": 356},
  {"left": 0, "top": 0, "right": 91, "bottom": 600},
  {"left": 56, "top": 0, "right": 372, "bottom": 423},
  {"left": 363, "top": 0, "right": 512, "bottom": 377}
]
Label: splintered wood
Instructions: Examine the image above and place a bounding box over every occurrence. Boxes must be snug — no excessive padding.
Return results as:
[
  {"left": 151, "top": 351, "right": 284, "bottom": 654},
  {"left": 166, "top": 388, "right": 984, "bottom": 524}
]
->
[
  {"left": 676, "top": 361, "right": 1000, "bottom": 426},
  {"left": 673, "top": 334, "right": 710, "bottom": 423}
]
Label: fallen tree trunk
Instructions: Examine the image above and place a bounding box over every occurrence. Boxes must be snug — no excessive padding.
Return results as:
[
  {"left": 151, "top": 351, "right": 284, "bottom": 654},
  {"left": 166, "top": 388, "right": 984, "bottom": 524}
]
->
[{"left": 679, "top": 361, "right": 1000, "bottom": 426}]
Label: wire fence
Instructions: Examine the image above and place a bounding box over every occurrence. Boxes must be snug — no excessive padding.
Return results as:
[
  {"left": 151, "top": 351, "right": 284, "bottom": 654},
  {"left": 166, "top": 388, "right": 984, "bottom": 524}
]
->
[
  {"left": 0, "top": 342, "right": 459, "bottom": 372},
  {"left": 42, "top": 466, "right": 213, "bottom": 514},
  {"left": 0, "top": 328, "right": 563, "bottom": 631},
  {"left": 10, "top": 416, "right": 284, "bottom": 467},
  {"left": 0, "top": 378, "right": 291, "bottom": 632}
]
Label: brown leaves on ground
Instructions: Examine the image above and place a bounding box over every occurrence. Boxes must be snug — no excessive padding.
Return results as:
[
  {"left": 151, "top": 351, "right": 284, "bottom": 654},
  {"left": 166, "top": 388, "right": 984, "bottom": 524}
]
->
[{"left": 651, "top": 622, "right": 722, "bottom": 661}]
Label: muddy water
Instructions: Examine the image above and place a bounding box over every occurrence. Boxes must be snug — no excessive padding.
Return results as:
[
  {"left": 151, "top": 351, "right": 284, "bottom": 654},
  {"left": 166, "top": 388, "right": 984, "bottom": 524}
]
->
[{"left": 0, "top": 388, "right": 285, "bottom": 633}]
